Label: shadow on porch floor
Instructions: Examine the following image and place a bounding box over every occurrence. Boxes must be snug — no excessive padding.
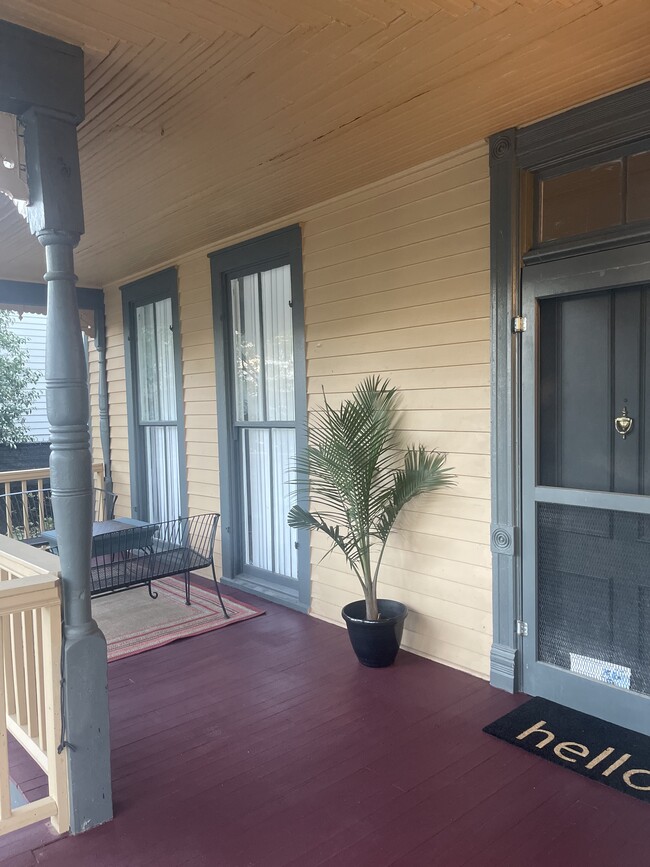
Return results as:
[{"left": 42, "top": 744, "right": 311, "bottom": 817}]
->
[{"left": 1, "top": 581, "right": 647, "bottom": 866}]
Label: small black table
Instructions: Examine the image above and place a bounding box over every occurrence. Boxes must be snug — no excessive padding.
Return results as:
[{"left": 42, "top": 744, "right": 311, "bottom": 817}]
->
[{"left": 41, "top": 517, "right": 154, "bottom": 558}]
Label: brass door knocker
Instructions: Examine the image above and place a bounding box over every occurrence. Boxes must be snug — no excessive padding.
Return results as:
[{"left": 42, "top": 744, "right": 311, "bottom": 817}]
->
[{"left": 614, "top": 406, "right": 634, "bottom": 439}]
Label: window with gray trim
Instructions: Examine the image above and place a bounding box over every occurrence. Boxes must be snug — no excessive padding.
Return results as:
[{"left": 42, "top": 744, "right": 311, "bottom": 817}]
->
[
  {"left": 121, "top": 268, "right": 188, "bottom": 523},
  {"left": 209, "top": 225, "right": 310, "bottom": 612}
]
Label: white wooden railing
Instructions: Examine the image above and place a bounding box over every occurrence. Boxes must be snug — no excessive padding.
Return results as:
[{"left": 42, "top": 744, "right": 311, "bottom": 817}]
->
[
  {"left": 0, "top": 536, "right": 68, "bottom": 835},
  {"left": 0, "top": 462, "right": 104, "bottom": 495},
  {"left": 0, "top": 464, "right": 104, "bottom": 541}
]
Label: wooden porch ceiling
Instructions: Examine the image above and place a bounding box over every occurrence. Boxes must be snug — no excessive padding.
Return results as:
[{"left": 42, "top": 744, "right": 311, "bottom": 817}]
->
[{"left": 0, "top": 0, "right": 649, "bottom": 287}]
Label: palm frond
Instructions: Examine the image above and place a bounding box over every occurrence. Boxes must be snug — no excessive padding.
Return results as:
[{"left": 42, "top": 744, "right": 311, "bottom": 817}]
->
[
  {"left": 374, "top": 447, "right": 455, "bottom": 543},
  {"left": 288, "top": 377, "right": 456, "bottom": 616}
]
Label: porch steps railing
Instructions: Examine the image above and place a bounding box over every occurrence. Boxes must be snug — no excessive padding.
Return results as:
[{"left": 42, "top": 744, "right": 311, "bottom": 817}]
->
[
  {"left": 0, "top": 536, "right": 68, "bottom": 835},
  {"left": 0, "top": 462, "right": 104, "bottom": 506},
  {"left": 0, "top": 463, "right": 104, "bottom": 541}
]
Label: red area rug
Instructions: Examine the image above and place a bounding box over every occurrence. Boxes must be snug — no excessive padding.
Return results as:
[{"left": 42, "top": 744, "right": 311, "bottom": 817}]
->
[{"left": 92, "top": 576, "right": 264, "bottom": 662}]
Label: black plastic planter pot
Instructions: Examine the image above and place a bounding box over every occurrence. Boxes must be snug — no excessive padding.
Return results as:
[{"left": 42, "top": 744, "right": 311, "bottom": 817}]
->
[{"left": 341, "top": 599, "right": 408, "bottom": 668}]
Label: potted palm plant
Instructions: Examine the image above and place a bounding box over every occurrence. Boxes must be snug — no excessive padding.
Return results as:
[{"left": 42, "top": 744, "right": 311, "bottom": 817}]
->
[{"left": 288, "top": 376, "right": 454, "bottom": 667}]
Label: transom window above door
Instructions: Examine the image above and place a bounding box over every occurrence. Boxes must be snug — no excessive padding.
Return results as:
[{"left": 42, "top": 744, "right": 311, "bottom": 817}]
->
[{"left": 530, "top": 145, "right": 650, "bottom": 251}]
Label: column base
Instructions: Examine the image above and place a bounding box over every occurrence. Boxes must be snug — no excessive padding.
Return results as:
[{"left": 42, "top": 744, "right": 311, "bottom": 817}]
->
[
  {"left": 63, "top": 625, "right": 113, "bottom": 834},
  {"left": 490, "top": 642, "right": 518, "bottom": 693}
]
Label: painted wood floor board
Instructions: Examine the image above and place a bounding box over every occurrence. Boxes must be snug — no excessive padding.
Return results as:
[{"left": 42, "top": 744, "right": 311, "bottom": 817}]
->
[{"left": 1, "top": 579, "right": 648, "bottom": 866}]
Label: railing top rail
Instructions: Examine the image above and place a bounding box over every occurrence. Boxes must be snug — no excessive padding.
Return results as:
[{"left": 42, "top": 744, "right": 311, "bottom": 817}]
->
[
  {"left": 0, "top": 571, "right": 60, "bottom": 615},
  {"left": 0, "top": 535, "right": 60, "bottom": 577},
  {"left": 0, "top": 462, "right": 103, "bottom": 485}
]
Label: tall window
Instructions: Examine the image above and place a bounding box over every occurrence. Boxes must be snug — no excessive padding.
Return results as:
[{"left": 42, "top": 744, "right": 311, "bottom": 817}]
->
[
  {"left": 210, "top": 226, "right": 309, "bottom": 610},
  {"left": 231, "top": 266, "right": 297, "bottom": 578},
  {"left": 122, "top": 269, "right": 186, "bottom": 523}
]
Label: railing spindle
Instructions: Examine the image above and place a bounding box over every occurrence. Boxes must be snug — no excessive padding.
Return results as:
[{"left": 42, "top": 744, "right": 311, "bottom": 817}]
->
[
  {"left": 10, "top": 613, "right": 27, "bottom": 728},
  {"left": 20, "top": 483, "right": 29, "bottom": 539},
  {"left": 37, "top": 480, "right": 45, "bottom": 533},
  {"left": 21, "top": 611, "right": 39, "bottom": 739}
]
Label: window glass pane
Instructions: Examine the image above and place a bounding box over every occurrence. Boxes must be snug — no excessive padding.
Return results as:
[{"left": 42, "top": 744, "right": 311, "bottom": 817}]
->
[
  {"left": 539, "top": 161, "right": 623, "bottom": 243},
  {"left": 240, "top": 427, "right": 297, "bottom": 578},
  {"left": 242, "top": 428, "right": 272, "bottom": 571},
  {"left": 261, "top": 265, "right": 295, "bottom": 422},
  {"left": 144, "top": 426, "right": 181, "bottom": 522},
  {"left": 271, "top": 428, "right": 297, "bottom": 578},
  {"left": 135, "top": 298, "right": 177, "bottom": 423},
  {"left": 627, "top": 151, "right": 650, "bottom": 223},
  {"left": 136, "top": 303, "right": 159, "bottom": 422},
  {"left": 231, "top": 275, "right": 263, "bottom": 422},
  {"left": 538, "top": 502, "right": 650, "bottom": 697}
]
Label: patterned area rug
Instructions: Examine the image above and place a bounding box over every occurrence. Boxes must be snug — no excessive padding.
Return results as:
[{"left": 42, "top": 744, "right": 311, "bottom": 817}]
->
[{"left": 93, "top": 576, "right": 264, "bottom": 662}]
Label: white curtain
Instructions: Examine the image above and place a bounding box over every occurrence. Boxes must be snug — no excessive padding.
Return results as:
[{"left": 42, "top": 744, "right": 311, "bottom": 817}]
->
[
  {"left": 135, "top": 297, "right": 182, "bottom": 522},
  {"left": 261, "top": 265, "right": 294, "bottom": 422},
  {"left": 234, "top": 264, "right": 297, "bottom": 578},
  {"left": 231, "top": 274, "right": 264, "bottom": 422}
]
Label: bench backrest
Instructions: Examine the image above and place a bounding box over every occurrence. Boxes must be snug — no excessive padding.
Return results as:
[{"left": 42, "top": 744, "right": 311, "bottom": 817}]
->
[{"left": 90, "top": 513, "right": 220, "bottom": 593}]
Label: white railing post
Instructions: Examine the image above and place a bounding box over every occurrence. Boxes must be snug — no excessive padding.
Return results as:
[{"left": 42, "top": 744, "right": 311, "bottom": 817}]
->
[
  {"left": 0, "top": 537, "right": 71, "bottom": 836},
  {"left": 41, "top": 601, "right": 69, "bottom": 834}
]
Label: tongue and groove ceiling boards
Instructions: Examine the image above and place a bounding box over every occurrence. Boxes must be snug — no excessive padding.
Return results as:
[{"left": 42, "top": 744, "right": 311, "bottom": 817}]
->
[{"left": 0, "top": 0, "right": 648, "bottom": 285}]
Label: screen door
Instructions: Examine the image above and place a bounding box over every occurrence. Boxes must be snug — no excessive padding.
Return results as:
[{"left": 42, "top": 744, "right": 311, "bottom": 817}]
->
[{"left": 521, "top": 250, "right": 650, "bottom": 733}]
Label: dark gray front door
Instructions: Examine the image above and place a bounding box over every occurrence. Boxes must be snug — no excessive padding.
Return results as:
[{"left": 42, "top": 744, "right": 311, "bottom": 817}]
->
[{"left": 521, "top": 245, "right": 650, "bottom": 733}]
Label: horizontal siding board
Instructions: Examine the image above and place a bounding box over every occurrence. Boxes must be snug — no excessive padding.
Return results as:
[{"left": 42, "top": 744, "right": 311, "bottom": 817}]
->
[{"left": 306, "top": 272, "right": 490, "bottom": 326}]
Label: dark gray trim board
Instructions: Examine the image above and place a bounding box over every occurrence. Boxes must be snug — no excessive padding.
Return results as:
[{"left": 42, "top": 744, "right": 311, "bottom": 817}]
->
[
  {"left": 489, "top": 80, "right": 650, "bottom": 695},
  {"left": 120, "top": 268, "right": 188, "bottom": 521},
  {"left": 0, "top": 20, "right": 84, "bottom": 122},
  {"left": 489, "top": 130, "right": 521, "bottom": 692},
  {"left": 0, "top": 279, "right": 103, "bottom": 312},
  {"left": 516, "top": 79, "right": 650, "bottom": 171},
  {"left": 209, "top": 225, "right": 310, "bottom": 611}
]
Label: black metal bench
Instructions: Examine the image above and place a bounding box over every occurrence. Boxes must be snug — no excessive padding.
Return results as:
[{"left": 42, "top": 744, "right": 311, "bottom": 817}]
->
[{"left": 89, "top": 513, "right": 228, "bottom": 617}]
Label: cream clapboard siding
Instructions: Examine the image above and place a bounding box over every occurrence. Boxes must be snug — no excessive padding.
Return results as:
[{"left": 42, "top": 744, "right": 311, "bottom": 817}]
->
[
  {"left": 102, "top": 285, "right": 131, "bottom": 516},
  {"left": 302, "top": 142, "right": 491, "bottom": 677},
  {"left": 176, "top": 257, "right": 222, "bottom": 574},
  {"left": 95, "top": 140, "right": 491, "bottom": 678},
  {"left": 91, "top": 258, "right": 223, "bottom": 570}
]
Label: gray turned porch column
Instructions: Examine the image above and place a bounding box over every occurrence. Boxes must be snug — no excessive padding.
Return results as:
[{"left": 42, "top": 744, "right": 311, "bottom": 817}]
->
[
  {"left": 23, "top": 105, "right": 113, "bottom": 833},
  {"left": 42, "top": 234, "right": 113, "bottom": 832}
]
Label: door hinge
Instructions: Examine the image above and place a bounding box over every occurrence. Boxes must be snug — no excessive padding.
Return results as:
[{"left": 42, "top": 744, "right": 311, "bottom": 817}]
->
[
  {"left": 516, "top": 619, "right": 528, "bottom": 637},
  {"left": 512, "top": 316, "right": 527, "bottom": 333}
]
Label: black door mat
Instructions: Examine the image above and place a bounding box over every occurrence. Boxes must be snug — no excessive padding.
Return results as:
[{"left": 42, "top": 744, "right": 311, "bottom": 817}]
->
[{"left": 484, "top": 696, "right": 650, "bottom": 804}]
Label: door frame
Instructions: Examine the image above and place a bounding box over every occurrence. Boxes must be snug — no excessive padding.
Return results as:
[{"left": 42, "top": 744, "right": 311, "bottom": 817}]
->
[
  {"left": 121, "top": 267, "right": 188, "bottom": 521},
  {"left": 209, "top": 225, "right": 310, "bottom": 613},
  {"left": 490, "top": 80, "right": 650, "bottom": 693},
  {"left": 520, "top": 246, "right": 650, "bottom": 733}
]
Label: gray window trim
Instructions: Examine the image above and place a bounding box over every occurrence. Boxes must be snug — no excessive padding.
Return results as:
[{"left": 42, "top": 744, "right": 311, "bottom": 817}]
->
[
  {"left": 490, "top": 81, "right": 650, "bottom": 694},
  {"left": 120, "top": 267, "right": 188, "bottom": 521},
  {"left": 209, "top": 225, "right": 310, "bottom": 614}
]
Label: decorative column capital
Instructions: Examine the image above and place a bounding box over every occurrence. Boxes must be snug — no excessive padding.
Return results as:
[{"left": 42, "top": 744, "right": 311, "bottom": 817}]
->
[
  {"left": 37, "top": 229, "right": 80, "bottom": 249},
  {"left": 21, "top": 108, "right": 84, "bottom": 239}
]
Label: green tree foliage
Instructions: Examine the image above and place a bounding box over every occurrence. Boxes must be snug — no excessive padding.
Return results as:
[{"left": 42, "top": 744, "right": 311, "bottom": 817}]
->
[{"left": 0, "top": 311, "right": 41, "bottom": 447}]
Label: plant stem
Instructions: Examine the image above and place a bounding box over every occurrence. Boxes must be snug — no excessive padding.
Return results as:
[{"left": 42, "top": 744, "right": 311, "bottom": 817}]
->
[{"left": 364, "top": 586, "right": 379, "bottom": 621}]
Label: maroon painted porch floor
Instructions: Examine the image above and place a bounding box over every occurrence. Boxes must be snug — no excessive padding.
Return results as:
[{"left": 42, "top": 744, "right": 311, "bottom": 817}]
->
[{"left": 1, "top": 584, "right": 648, "bottom": 866}]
